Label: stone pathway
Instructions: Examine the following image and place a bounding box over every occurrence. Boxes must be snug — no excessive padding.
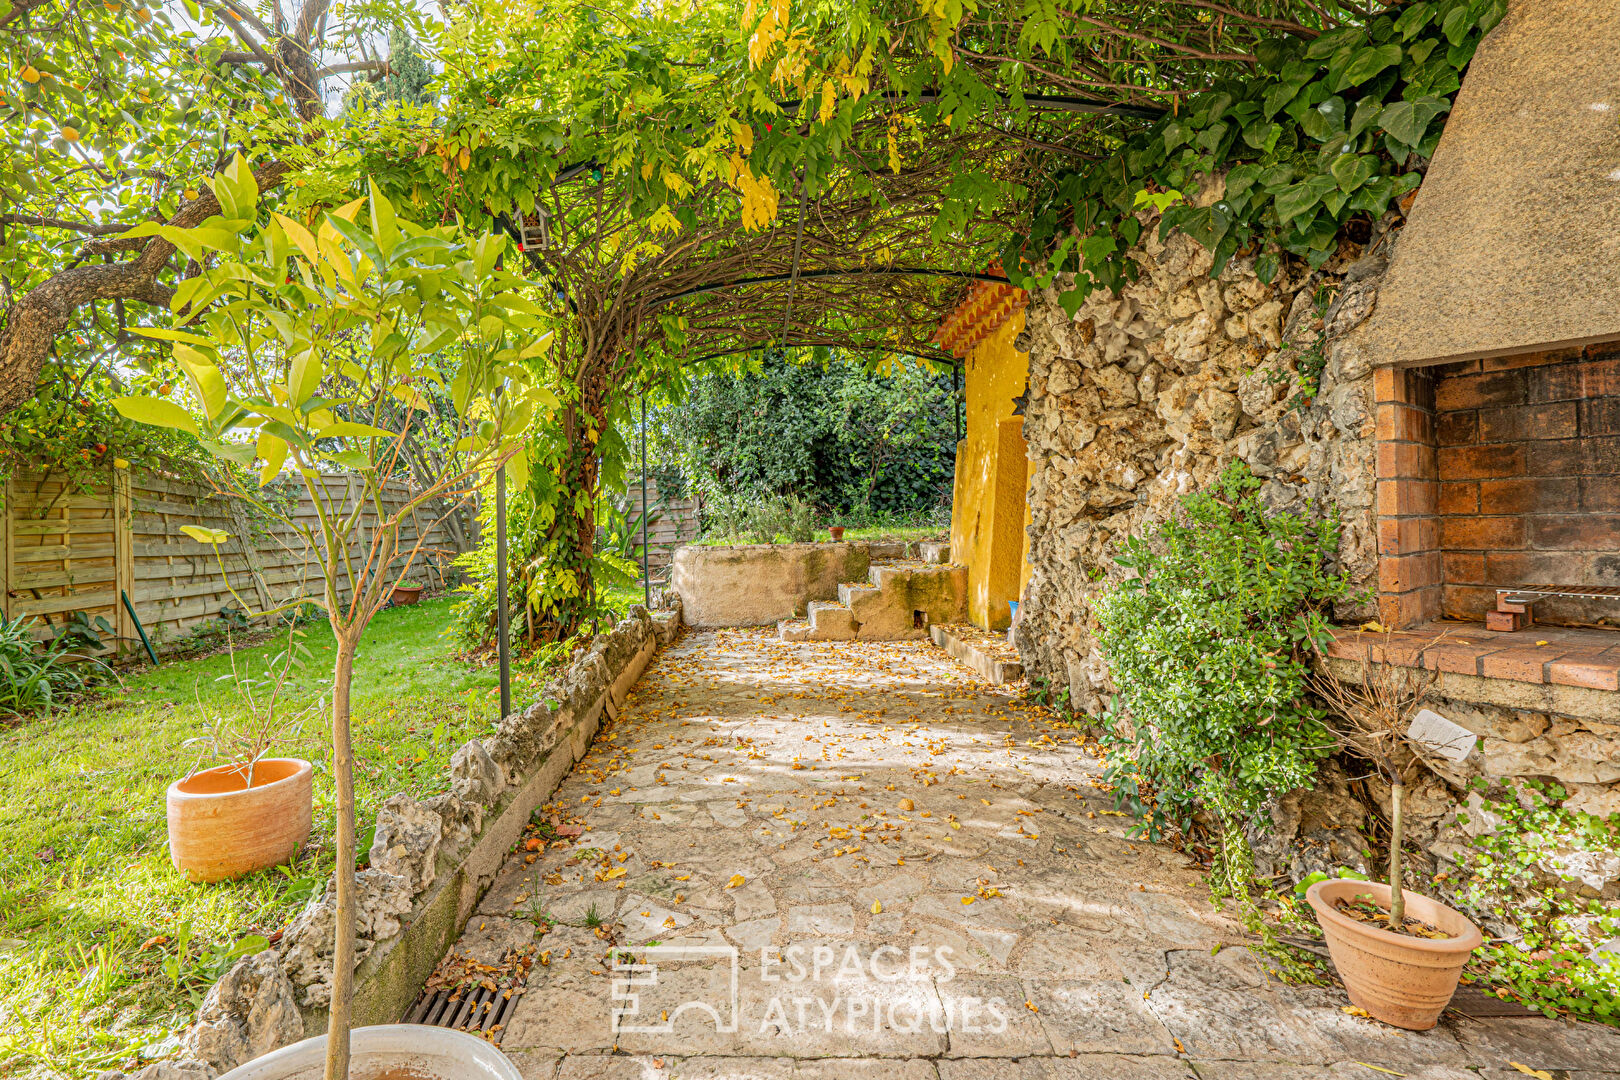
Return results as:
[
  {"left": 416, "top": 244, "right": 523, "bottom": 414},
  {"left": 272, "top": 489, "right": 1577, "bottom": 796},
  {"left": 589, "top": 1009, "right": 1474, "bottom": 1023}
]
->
[{"left": 448, "top": 629, "right": 1620, "bottom": 1080}]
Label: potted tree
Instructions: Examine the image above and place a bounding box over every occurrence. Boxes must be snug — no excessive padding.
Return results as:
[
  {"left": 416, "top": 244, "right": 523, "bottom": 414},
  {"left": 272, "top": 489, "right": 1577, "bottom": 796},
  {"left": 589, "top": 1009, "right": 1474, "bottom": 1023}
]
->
[
  {"left": 117, "top": 157, "right": 546, "bottom": 1080},
  {"left": 168, "top": 617, "right": 323, "bottom": 883},
  {"left": 1306, "top": 634, "right": 1482, "bottom": 1030}
]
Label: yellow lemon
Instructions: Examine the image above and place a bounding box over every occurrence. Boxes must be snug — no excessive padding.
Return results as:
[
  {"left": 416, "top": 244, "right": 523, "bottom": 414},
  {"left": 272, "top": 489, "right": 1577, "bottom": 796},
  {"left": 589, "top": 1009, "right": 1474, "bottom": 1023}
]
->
[
  {"left": 21, "top": 65, "right": 41, "bottom": 83},
  {"left": 61, "top": 126, "right": 81, "bottom": 141}
]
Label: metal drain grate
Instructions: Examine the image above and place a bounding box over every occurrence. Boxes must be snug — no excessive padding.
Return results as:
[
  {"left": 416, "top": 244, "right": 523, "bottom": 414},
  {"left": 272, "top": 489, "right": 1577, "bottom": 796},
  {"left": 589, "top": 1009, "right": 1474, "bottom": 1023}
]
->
[{"left": 404, "top": 984, "right": 526, "bottom": 1043}]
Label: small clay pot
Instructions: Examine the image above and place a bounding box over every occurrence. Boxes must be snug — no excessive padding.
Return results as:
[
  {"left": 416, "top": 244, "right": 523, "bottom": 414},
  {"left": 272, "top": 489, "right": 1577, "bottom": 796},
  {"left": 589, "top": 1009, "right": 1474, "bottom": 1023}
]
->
[
  {"left": 1307, "top": 879, "right": 1482, "bottom": 1030},
  {"left": 828, "top": 526, "right": 846, "bottom": 541},
  {"left": 392, "top": 584, "right": 425, "bottom": 605},
  {"left": 167, "top": 758, "right": 313, "bottom": 883}
]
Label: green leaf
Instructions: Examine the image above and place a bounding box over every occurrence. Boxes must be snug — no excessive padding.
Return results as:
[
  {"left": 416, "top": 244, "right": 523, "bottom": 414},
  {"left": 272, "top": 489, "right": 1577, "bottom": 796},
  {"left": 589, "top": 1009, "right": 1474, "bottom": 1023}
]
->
[
  {"left": 1300, "top": 96, "right": 1347, "bottom": 140},
  {"left": 1254, "top": 251, "right": 1280, "bottom": 284},
  {"left": 1272, "top": 176, "right": 1336, "bottom": 225},
  {"left": 179, "top": 524, "right": 231, "bottom": 545},
  {"left": 1330, "top": 153, "right": 1377, "bottom": 193},
  {"left": 315, "top": 421, "right": 398, "bottom": 440},
  {"left": 1057, "top": 288, "right": 1087, "bottom": 319},
  {"left": 1393, "top": 2, "right": 1434, "bottom": 40},
  {"left": 130, "top": 327, "right": 217, "bottom": 349},
  {"left": 1335, "top": 44, "right": 1403, "bottom": 90},
  {"left": 1442, "top": 3, "right": 1473, "bottom": 45},
  {"left": 1380, "top": 95, "right": 1450, "bottom": 146},
  {"left": 173, "top": 344, "right": 228, "bottom": 421},
  {"left": 367, "top": 178, "right": 400, "bottom": 258},
  {"left": 1305, "top": 26, "right": 1365, "bottom": 60},
  {"left": 113, "top": 396, "right": 198, "bottom": 435}
]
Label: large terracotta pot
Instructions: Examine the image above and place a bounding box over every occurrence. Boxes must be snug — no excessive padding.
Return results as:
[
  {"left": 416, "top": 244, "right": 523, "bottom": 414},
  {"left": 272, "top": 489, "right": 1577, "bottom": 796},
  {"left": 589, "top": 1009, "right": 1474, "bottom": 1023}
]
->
[
  {"left": 167, "top": 758, "right": 313, "bottom": 883},
  {"left": 217, "top": 1025, "right": 521, "bottom": 1080},
  {"left": 1307, "top": 879, "right": 1482, "bottom": 1030}
]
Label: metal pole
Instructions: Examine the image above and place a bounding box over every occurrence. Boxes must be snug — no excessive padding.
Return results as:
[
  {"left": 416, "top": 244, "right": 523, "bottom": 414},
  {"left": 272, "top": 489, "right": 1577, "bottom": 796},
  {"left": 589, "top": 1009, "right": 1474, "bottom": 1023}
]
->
[
  {"left": 640, "top": 392, "right": 651, "bottom": 608},
  {"left": 496, "top": 463, "right": 510, "bottom": 719}
]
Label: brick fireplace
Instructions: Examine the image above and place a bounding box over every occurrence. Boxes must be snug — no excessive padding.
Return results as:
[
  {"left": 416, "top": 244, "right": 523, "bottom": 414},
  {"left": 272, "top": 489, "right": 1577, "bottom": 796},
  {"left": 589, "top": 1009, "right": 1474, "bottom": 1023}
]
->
[{"left": 1375, "top": 345, "right": 1620, "bottom": 633}]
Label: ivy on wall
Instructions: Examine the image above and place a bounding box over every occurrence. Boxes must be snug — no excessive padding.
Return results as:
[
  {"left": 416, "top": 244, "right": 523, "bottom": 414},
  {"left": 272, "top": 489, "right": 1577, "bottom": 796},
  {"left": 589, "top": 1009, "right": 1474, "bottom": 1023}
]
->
[{"left": 1005, "top": 0, "right": 1509, "bottom": 316}]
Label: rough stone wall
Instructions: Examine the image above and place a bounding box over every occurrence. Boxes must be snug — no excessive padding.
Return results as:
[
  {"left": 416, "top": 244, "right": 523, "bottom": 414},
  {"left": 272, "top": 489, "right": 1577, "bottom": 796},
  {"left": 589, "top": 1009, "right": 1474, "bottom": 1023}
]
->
[{"left": 1013, "top": 190, "right": 1391, "bottom": 713}]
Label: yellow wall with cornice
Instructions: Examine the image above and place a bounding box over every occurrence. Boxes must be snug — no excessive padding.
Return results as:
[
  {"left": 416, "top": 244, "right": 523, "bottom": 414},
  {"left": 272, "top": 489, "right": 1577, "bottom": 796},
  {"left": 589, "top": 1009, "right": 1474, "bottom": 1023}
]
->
[{"left": 948, "top": 311, "right": 1033, "bottom": 631}]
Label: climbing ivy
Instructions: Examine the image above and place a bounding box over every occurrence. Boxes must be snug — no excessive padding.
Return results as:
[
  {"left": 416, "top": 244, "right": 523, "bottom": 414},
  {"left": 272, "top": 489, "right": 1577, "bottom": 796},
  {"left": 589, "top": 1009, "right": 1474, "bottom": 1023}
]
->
[{"left": 1005, "top": 0, "right": 1509, "bottom": 315}]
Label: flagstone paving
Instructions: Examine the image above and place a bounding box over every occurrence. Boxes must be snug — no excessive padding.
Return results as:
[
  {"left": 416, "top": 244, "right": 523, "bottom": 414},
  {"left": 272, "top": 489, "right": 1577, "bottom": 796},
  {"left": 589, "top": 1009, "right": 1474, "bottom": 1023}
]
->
[{"left": 445, "top": 628, "right": 1620, "bottom": 1080}]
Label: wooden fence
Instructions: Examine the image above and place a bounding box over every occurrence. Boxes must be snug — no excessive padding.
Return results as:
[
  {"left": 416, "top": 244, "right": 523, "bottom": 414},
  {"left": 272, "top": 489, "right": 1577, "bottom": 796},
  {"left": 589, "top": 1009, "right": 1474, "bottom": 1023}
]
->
[
  {"left": 0, "top": 468, "right": 470, "bottom": 658},
  {"left": 624, "top": 474, "right": 699, "bottom": 573}
]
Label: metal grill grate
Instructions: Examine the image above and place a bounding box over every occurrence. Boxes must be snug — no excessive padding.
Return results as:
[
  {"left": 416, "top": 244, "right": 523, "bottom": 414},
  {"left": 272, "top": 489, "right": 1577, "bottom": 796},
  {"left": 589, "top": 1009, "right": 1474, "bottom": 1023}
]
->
[
  {"left": 404, "top": 984, "right": 525, "bottom": 1044},
  {"left": 1498, "top": 584, "right": 1620, "bottom": 604}
]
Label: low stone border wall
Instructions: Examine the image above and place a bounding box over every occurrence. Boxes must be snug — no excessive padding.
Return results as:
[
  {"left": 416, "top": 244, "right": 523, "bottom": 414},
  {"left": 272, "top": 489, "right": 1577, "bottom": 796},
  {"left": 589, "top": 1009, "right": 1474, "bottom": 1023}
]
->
[
  {"left": 671, "top": 540, "right": 918, "bottom": 627},
  {"left": 126, "top": 600, "right": 682, "bottom": 1080},
  {"left": 930, "top": 623, "right": 1025, "bottom": 684}
]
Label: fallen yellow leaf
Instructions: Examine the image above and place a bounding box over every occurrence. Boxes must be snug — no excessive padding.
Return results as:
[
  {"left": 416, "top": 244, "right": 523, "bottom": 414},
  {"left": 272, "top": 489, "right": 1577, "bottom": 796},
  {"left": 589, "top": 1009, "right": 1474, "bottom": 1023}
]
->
[
  {"left": 871, "top": 900, "right": 882, "bottom": 914},
  {"left": 898, "top": 798, "right": 915, "bottom": 811},
  {"left": 1360, "top": 620, "right": 1387, "bottom": 634},
  {"left": 601, "top": 866, "right": 627, "bottom": 880},
  {"left": 961, "top": 896, "right": 974, "bottom": 905},
  {"left": 1341, "top": 1005, "right": 1371, "bottom": 1018},
  {"left": 1353, "top": 1065, "right": 1404, "bottom": 1077},
  {"left": 726, "top": 874, "right": 746, "bottom": 889},
  {"left": 1509, "top": 1065, "right": 1553, "bottom": 1080}
]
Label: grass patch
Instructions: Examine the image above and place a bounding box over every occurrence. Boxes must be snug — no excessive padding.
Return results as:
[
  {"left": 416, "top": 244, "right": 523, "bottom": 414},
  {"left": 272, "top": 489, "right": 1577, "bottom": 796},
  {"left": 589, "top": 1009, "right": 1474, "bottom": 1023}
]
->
[{"left": 0, "top": 598, "right": 521, "bottom": 1078}]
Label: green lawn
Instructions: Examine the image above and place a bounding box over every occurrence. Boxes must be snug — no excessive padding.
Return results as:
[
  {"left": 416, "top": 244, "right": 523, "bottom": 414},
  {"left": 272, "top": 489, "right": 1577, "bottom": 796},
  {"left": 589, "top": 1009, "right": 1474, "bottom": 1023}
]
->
[{"left": 0, "top": 598, "right": 531, "bottom": 1079}]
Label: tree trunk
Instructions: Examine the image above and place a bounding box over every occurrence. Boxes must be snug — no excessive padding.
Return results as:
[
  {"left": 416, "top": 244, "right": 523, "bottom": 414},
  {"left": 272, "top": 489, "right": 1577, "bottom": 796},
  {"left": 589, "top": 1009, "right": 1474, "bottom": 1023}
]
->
[
  {"left": 1387, "top": 777, "right": 1405, "bottom": 931},
  {"left": 324, "top": 631, "right": 358, "bottom": 1080}
]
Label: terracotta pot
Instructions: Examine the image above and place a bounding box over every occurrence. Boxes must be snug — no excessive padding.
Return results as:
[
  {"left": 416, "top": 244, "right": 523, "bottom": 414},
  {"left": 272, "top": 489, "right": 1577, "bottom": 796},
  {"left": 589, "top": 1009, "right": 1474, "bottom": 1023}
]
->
[
  {"left": 392, "top": 584, "right": 424, "bottom": 605},
  {"left": 217, "top": 1024, "right": 521, "bottom": 1080},
  {"left": 1307, "top": 879, "right": 1482, "bottom": 1030},
  {"left": 167, "top": 758, "right": 313, "bottom": 883},
  {"left": 829, "top": 526, "right": 846, "bottom": 541}
]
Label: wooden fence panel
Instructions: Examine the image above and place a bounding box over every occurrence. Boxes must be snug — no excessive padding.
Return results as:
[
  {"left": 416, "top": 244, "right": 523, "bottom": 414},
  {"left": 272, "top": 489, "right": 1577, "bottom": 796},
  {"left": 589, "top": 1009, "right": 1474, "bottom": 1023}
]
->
[
  {"left": 624, "top": 475, "right": 700, "bottom": 573},
  {"left": 2, "top": 467, "right": 469, "bottom": 658}
]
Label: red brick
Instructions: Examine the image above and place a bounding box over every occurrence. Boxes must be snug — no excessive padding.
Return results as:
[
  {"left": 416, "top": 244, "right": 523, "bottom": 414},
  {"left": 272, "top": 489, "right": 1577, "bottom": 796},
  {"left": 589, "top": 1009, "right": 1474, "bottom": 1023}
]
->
[
  {"left": 1582, "top": 477, "right": 1620, "bottom": 512},
  {"left": 1529, "top": 515, "right": 1620, "bottom": 549},
  {"left": 1379, "top": 441, "right": 1439, "bottom": 481},
  {"left": 1323, "top": 629, "right": 1369, "bottom": 661},
  {"left": 1485, "top": 610, "right": 1532, "bottom": 632},
  {"left": 1478, "top": 477, "right": 1577, "bottom": 515},
  {"left": 1525, "top": 438, "right": 1584, "bottom": 477},
  {"left": 1438, "top": 481, "right": 1479, "bottom": 515},
  {"left": 1481, "top": 347, "right": 1582, "bottom": 372},
  {"left": 1378, "top": 552, "right": 1442, "bottom": 594},
  {"left": 1442, "top": 583, "right": 1498, "bottom": 621},
  {"left": 1377, "top": 590, "right": 1441, "bottom": 631},
  {"left": 1484, "top": 551, "right": 1577, "bottom": 586},
  {"left": 1479, "top": 402, "right": 1578, "bottom": 443},
  {"left": 1436, "top": 410, "right": 1478, "bottom": 447},
  {"left": 1374, "top": 366, "right": 1403, "bottom": 404},
  {"left": 1579, "top": 398, "right": 1620, "bottom": 437},
  {"left": 1379, "top": 479, "right": 1438, "bottom": 517},
  {"left": 1422, "top": 641, "right": 1507, "bottom": 676},
  {"left": 1548, "top": 654, "right": 1620, "bottom": 691},
  {"left": 1582, "top": 435, "right": 1620, "bottom": 474},
  {"left": 1379, "top": 517, "right": 1435, "bottom": 557},
  {"left": 1443, "top": 551, "right": 1485, "bottom": 584},
  {"left": 1377, "top": 403, "right": 1434, "bottom": 443},
  {"left": 1438, "top": 444, "right": 1525, "bottom": 481},
  {"left": 1480, "top": 646, "right": 1570, "bottom": 682},
  {"left": 1435, "top": 369, "right": 1527, "bottom": 411},
  {"left": 1527, "top": 356, "right": 1620, "bottom": 402},
  {"left": 1441, "top": 516, "right": 1526, "bottom": 550}
]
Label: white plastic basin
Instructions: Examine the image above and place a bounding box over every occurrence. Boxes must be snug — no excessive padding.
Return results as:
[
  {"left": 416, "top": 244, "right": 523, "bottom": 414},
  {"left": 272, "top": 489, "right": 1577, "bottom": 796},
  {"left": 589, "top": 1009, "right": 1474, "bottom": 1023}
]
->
[{"left": 216, "top": 1024, "right": 522, "bottom": 1080}]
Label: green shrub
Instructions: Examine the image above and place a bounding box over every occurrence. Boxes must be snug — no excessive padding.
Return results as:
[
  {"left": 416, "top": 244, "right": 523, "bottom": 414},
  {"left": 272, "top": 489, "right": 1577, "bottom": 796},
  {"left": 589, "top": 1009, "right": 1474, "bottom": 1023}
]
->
[
  {"left": 1094, "top": 462, "right": 1351, "bottom": 839},
  {"left": 0, "top": 614, "right": 112, "bottom": 716},
  {"left": 1449, "top": 783, "right": 1620, "bottom": 1025}
]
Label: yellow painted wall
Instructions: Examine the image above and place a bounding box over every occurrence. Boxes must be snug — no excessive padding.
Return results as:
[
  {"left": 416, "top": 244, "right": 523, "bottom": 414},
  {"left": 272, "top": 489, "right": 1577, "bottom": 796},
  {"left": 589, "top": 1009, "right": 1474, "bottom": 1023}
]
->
[{"left": 947, "top": 311, "right": 1033, "bottom": 630}]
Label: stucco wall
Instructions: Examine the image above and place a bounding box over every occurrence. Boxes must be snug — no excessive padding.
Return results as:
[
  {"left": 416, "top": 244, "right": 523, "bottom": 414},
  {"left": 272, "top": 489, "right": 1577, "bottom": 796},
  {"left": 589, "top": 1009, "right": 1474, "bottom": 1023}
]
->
[{"left": 948, "top": 312, "right": 1035, "bottom": 630}]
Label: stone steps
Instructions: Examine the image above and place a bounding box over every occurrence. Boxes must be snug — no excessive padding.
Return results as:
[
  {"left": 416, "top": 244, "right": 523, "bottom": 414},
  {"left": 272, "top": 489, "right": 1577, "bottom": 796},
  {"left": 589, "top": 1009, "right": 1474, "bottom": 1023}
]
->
[{"left": 777, "top": 560, "right": 968, "bottom": 642}]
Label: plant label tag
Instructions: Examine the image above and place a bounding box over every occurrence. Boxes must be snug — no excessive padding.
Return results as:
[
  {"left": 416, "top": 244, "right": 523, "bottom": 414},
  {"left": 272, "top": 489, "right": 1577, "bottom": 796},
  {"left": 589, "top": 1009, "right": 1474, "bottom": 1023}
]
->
[{"left": 1407, "top": 708, "right": 1475, "bottom": 763}]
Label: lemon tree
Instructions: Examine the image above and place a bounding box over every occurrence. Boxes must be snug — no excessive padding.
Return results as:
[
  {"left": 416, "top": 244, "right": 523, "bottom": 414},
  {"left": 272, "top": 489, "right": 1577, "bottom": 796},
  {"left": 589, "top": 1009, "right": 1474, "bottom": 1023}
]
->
[{"left": 111, "top": 155, "right": 551, "bottom": 1080}]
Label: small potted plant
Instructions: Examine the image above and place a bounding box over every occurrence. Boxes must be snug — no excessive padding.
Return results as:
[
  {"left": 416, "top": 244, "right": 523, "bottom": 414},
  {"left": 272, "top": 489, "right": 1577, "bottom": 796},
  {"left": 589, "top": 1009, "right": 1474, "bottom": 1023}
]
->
[
  {"left": 168, "top": 618, "right": 322, "bottom": 883},
  {"left": 828, "top": 524, "right": 846, "bottom": 542},
  {"left": 1305, "top": 633, "right": 1482, "bottom": 1029},
  {"left": 390, "top": 582, "right": 425, "bottom": 605}
]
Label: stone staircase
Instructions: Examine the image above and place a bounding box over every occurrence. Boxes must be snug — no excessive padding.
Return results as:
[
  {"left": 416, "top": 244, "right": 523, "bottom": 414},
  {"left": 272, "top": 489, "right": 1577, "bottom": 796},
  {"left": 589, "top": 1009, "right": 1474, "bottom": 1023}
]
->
[{"left": 778, "top": 559, "right": 968, "bottom": 641}]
